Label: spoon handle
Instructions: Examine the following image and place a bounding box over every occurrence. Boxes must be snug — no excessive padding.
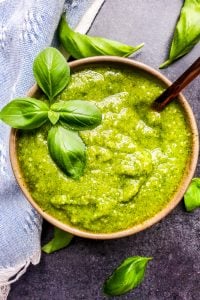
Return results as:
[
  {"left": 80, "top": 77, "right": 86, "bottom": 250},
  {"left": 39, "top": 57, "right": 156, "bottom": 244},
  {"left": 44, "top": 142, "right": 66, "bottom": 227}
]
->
[{"left": 152, "top": 57, "right": 200, "bottom": 111}]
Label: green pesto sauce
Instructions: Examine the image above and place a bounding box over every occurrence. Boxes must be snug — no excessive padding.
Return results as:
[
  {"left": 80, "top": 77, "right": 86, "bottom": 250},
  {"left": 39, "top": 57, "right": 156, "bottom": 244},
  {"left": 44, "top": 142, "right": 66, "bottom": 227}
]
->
[{"left": 17, "top": 66, "right": 192, "bottom": 233}]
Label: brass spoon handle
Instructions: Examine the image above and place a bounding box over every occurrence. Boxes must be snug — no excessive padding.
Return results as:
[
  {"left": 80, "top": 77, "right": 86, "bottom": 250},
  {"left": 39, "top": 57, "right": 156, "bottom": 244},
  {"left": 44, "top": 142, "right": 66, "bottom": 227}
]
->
[{"left": 152, "top": 57, "right": 200, "bottom": 111}]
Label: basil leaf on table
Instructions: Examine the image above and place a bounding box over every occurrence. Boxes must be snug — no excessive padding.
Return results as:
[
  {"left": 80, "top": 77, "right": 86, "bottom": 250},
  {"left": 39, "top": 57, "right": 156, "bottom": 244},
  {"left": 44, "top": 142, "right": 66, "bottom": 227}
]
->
[
  {"left": 51, "top": 100, "right": 102, "bottom": 130},
  {"left": 160, "top": 0, "right": 200, "bottom": 68},
  {"left": 0, "top": 98, "right": 49, "bottom": 129},
  {"left": 42, "top": 227, "right": 73, "bottom": 254},
  {"left": 33, "top": 47, "right": 70, "bottom": 101},
  {"left": 103, "top": 256, "right": 152, "bottom": 296},
  {"left": 58, "top": 16, "right": 144, "bottom": 59},
  {"left": 184, "top": 178, "right": 200, "bottom": 212},
  {"left": 48, "top": 126, "right": 86, "bottom": 179}
]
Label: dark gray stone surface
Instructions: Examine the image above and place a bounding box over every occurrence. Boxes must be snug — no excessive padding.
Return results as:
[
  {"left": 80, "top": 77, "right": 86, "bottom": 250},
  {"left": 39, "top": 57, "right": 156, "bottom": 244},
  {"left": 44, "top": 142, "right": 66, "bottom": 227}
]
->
[{"left": 9, "top": 1, "right": 200, "bottom": 299}]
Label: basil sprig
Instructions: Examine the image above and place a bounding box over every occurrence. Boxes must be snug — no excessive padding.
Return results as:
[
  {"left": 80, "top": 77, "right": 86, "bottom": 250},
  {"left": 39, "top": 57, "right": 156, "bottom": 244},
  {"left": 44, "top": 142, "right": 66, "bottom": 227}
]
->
[
  {"left": 48, "top": 126, "right": 86, "bottom": 179},
  {"left": 58, "top": 15, "right": 144, "bottom": 59},
  {"left": 0, "top": 98, "right": 49, "bottom": 129},
  {"left": 184, "top": 178, "right": 200, "bottom": 212},
  {"left": 33, "top": 47, "right": 70, "bottom": 102},
  {"left": 160, "top": 0, "right": 200, "bottom": 68},
  {"left": 0, "top": 47, "right": 102, "bottom": 179},
  {"left": 42, "top": 227, "right": 73, "bottom": 254},
  {"left": 103, "top": 256, "right": 152, "bottom": 296}
]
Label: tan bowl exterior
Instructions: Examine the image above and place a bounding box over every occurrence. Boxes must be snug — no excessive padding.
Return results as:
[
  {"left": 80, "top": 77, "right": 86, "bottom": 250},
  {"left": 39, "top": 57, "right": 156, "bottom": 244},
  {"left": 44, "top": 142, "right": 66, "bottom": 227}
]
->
[{"left": 10, "top": 56, "right": 199, "bottom": 239}]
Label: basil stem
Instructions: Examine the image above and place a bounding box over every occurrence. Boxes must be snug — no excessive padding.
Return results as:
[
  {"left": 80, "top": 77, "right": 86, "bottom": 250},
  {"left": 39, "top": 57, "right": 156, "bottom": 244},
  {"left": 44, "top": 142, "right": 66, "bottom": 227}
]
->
[
  {"left": 48, "top": 126, "right": 86, "bottom": 179},
  {"left": 48, "top": 111, "right": 60, "bottom": 125},
  {"left": 184, "top": 178, "right": 200, "bottom": 212},
  {"left": 103, "top": 256, "right": 152, "bottom": 296},
  {"left": 51, "top": 100, "right": 102, "bottom": 131},
  {"left": 58, "top": 15, "right": 144, "bottom": 59},
  {"left": 0, "top": 98, "right": 49, "bottom": 129},
  {"left": 33, "top": 47, "right": 70, "bottom": 102},
  {"left": 160, "top": 0, "right": 200, "bottom": 68},
  {"left": 42, "top": 227, "right": 73, "bottom": 254}
]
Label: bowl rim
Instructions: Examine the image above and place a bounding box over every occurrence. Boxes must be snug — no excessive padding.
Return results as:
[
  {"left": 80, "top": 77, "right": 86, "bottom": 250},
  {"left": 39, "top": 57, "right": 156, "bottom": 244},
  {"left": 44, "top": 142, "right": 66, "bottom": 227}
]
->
[{"left": 9, "top": 56, "right": 199, "bottom": 239}]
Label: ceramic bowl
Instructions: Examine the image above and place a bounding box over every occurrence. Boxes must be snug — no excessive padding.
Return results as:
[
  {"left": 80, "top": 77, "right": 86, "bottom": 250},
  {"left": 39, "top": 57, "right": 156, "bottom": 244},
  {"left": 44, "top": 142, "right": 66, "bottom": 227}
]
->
[{"left": 10, "top": 56, "right": 199, "bottom": 239}]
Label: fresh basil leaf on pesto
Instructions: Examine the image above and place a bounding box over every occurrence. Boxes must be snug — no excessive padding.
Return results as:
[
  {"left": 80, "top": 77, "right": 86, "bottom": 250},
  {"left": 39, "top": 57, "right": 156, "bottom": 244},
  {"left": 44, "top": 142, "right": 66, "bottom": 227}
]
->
[
  {"left": 47, "top": 126, "right": 86, "bottom": 179},
  {"left": 104, "top": 256, "right": 152, "bottom": 296},
  {"left": 51, "top": 100, "right": 102, "bottom": 131},
  {"left": 33, "top": 47, "right": 70, "bottom": 101},
  {"left": 0, "top": 98, "right": 49, "bottom": 129},
  {"left": 42, "top": 227, "right": 73, "bottom": 254},
  {"left": 58, "top": 15, "right": 144, "bottom": 59},
  {"left": 184, "top": 178, "right": 200, "bottom": 212},
  {"left": 160, "top": 0, "right": 200, "bottom": 68},
  {"left": 48, "top": 111, "right": 59, "bottom": 125}
]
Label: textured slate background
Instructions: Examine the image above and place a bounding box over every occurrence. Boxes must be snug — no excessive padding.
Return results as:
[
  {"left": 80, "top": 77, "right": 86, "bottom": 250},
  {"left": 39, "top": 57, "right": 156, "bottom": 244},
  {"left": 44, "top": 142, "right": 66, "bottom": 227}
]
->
[{"left": 9, "top": 0, "right": 200, "bottom": 299}]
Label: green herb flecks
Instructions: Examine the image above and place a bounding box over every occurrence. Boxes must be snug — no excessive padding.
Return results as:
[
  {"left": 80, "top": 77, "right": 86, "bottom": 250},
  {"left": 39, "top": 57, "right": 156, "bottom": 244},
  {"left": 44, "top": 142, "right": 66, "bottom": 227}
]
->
[
  {"left": 42, "top": 227, "right": 73, "bottom": 254},
  {"left": 58, "top": 15, "right": 144, "bottom": 59},
  {"left": 103, "top": 256, "right": 152, "bottom": 296},
  {"left": 160, "top": 0, "right": 200, "bottom": 68}
]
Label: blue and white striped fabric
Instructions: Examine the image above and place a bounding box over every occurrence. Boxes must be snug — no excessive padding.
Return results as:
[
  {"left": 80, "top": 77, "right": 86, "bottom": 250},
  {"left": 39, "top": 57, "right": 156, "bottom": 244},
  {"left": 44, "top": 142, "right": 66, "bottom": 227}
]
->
[{"left": 0, "top": 0, "right": 104, "bottom": 298}]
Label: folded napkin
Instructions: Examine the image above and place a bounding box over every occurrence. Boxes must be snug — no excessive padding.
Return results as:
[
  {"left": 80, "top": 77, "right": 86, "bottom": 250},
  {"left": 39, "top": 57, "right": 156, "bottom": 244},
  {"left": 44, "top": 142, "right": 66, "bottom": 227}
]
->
[{"left": 0, "top": 0, "right": 104, "bottom": 299}]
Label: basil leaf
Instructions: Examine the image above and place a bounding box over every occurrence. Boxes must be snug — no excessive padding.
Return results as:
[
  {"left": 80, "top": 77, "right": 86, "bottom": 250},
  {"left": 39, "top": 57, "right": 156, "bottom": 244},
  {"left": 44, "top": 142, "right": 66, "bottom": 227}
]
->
[
  {"left": 33, "top": 47, "right": 70, "bottom": 101},
  {"left": 51, "top": 100, "right": 102, "bottom": 131},
  {"left": 48, "top": 111, "right": 59, "bottom": 125},
  {"left": 59, "top": 16, "right": 144, "bottom": 59},
  {"left": 42, "top": 227, "right": 73, "bottom": 254},
  {"left": 48, "top": 126, "right": 86, "bottom": 179},
  {"left": 184, "top": 178, "right": 200, "bottom": 212},
  {"left": 103, "top": 256, "right": 152, "bottom": 296},
  {"left": 160, "top": 0, "right": 200, "bottom": 68},
  {"left": 0, "top": 98, "right": 49, "bottom": 129}
]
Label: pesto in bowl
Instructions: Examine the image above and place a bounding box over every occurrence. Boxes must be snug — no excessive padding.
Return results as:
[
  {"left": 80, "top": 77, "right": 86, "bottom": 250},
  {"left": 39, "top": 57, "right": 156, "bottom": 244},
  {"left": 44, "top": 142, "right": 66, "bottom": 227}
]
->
[{"left": 16, "top": 63, "right": 193, "bottom": 234}]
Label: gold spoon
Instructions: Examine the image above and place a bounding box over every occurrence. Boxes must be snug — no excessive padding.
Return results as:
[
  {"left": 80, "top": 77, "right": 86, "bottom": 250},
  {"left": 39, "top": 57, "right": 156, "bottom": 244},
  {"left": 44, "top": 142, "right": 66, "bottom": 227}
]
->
[{"left": 152, "top": 57, "right": 200, "bottom": 111}]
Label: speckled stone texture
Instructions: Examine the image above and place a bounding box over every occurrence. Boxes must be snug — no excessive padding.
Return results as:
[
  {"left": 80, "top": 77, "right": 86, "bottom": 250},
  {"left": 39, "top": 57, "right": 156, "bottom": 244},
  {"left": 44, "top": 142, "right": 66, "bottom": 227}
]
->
[{"left": 9, "top": 0, "right": 200, "bottom": 299}]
